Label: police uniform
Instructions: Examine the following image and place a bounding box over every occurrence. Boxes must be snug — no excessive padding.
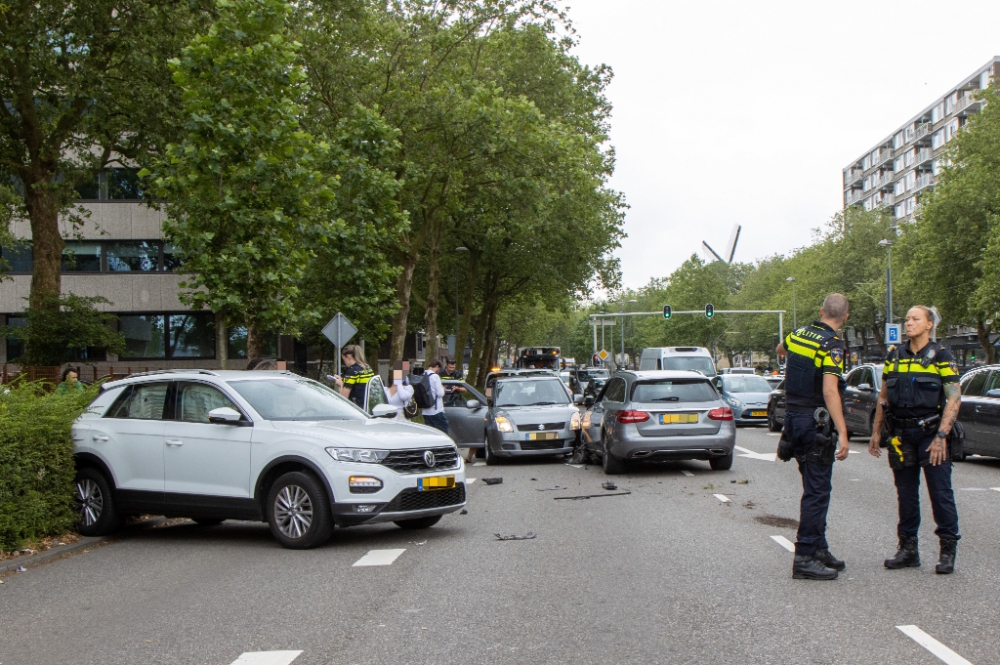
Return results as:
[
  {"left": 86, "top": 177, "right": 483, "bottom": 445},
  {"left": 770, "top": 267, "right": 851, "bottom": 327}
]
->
[
  {"left": 881, "top": 341, "right": 960, "bottom": 571},
  {"left": 782, "top": 321, "right": 846, "bottom": 572},
  {"left": 342, "top": 363, "right": 375, "bottom": 407}
]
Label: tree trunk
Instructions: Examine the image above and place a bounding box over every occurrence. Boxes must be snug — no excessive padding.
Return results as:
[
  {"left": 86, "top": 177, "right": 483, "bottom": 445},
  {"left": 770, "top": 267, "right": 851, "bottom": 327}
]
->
[
  {"left": 476, "top": 302, "right": 499, "bottom": 388},
  {"left": 24, "top": 181, "right": 63, "bottom": 311},
  {"left": 467, "top": 307, "right": 490, "bottom": 388},
  {"left": 215, "top": 312, "right": 228, "bottom": 369},
  {"left": 977, "top": 318, "right": 996, "bottom": 364},
  {"left": 423, "top": 225, "right": 442, "bottom": 362},
  {"left": 247, "top": 323, "right": 265, "bottom": 359},
  {"left": 454, "top": 254, "right": 478, "bottom": 367},
  {"left": 389, "top": 252, "right": 419, "bottom": 365}
]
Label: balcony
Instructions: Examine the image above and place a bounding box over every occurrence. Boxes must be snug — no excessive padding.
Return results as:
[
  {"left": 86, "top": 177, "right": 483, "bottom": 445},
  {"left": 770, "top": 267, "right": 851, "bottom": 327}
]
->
[
  {"left": 907, "top": 123, "right": 931, "bottom": 145},
  {"left": 912, "top": 174, "right": 935, "bottom": 194},
  {"left": 914, "top": 148, "right": 933, "bottom": 167},
  {"left": 846, "top": 190, "right": 868, "bottom": 206},
  {"left": 954, "top": 94, "right": 984, "bottom": 117},
  {"left": 844, "top": 170, "right": 863, "bottom": 188}
]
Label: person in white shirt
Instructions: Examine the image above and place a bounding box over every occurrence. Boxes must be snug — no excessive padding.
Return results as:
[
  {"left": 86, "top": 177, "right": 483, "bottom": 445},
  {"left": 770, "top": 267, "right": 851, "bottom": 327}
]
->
[
  {"left": 420, "top": 359, "right": 449, "bottom": 434},
  {"left": 383, "top": 362, "right": 415, "bottom": 421}
]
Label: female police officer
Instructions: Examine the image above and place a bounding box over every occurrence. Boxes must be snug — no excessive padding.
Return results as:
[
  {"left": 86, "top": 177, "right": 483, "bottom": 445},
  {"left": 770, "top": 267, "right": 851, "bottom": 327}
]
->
[{"left": 869, "top": 306, "right": 961, "bottom": 574}]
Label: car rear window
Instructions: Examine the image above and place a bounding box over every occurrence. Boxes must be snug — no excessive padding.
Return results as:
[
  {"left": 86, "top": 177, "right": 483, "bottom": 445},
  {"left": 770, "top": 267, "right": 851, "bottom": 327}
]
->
[
  {"left": 722, "top": 376, "right": 773, "bottom": 393},
  {"left": 661, "top": 357, "right": 716, "bottom": 376},
  {"left": 631, "top": 379, "right": 717, "bottom": 403}
]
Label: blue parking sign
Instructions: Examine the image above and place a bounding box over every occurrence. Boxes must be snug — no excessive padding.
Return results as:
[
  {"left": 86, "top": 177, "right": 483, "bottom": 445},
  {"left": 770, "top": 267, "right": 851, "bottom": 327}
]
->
[{"left": 886, "top": 323, "right": 901, "bottom": 344}]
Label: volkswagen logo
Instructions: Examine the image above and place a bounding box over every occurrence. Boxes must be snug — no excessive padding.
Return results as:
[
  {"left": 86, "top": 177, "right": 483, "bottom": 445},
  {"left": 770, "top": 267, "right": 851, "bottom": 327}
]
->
[
  {"left": 538, "top": 424, "right": 545, "bottom": 431},
  {"left": 423, "top": 450, "right": 436, "bottom": 467}
]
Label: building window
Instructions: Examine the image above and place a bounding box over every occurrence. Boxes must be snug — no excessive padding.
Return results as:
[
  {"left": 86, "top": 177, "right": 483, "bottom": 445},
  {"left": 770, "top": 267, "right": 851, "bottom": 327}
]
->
[
  {"left": 168, "top": 313, "right": 216, "bottom": 358},
  {"left": 162, "top": 243, "right": 183, "bottom": 271},
  {"left": 0, "top": 242, "right": 33, "bottom": 273},
  {"left": 120, "top": 312, "right": 215, "bottom": 360},
  {"left": 893, "top": 132, "right": 904, "bottom": 149},
  {"left": 227, "top": 326, "right": 278, "bottom": 360},
  {"left": 61, "top": 241, "right": 102, "bottom": 272},
  {"left": 4, "top": 316, "right": 26, "bottom": 361},
  {"left": 932, "top": 130, "right": 944, "bottom": 150},
  {"left": 862, "top": 155, "right": 870, "bottom": 170},
  {"left": 73, "top": 168, "right": 144, "bottom": 201},
  {"left": 120, "top": 314, "right": 167, "bottom": 358},
  {"left": 106, "top": 241, "right": 160, "bottom": 272}
]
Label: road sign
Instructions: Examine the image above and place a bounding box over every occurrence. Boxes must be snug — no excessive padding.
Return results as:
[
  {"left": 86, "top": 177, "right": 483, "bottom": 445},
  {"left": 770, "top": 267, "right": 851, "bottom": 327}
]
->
[
  {"left": 663, "top": 305, "right": 672, "bottom": 319},
  {"left": 886, "top": 323, "right": 901, "bottom": 345},
  {"left": 705, "top": 303, "right": 715, "bottom": 318},
  {"left": 322, "top": 313, "right": 358, "bottom": 377},
  {"left": 598, "top": 349, "right": 609, "bottom": 361}
]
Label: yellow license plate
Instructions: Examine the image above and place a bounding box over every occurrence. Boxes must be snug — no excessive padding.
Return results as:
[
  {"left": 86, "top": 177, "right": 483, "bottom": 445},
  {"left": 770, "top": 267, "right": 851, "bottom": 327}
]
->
[
  {"left": 418, "top": 476, "right": 455, "bottom": 492},
  {"left": 751, "top": 411, "right": 767, "bottom": 417},
  {"left": 526, "top": 431, "right": 560, "bottom": 441},
  {"left": 660, "top": 413, "right": 699, "bottom": 424}
]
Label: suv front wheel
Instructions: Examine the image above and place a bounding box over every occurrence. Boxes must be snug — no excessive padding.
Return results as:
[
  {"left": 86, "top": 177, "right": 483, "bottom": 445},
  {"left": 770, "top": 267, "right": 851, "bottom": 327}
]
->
[
  {"left": 266, "top": 471, "right": 333, "bottom": 549},
  {"left": 74, "top": 467, "right": 121, "bottom": 537}
]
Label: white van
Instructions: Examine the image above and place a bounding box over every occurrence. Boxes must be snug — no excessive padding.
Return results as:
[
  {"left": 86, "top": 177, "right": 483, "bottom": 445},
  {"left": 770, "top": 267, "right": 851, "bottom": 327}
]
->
[{"left": 638, "top": 347, "right": 717, "bottom": 376}]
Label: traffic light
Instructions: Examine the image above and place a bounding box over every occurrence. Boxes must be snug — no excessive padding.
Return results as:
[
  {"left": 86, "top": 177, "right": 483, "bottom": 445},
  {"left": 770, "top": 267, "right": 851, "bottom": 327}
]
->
[
  {"left": 663, "top": 305, "right": 672, "bottom": 319},
  {"left": 705, "top": 303, "right": 715, "bottom": 318}
]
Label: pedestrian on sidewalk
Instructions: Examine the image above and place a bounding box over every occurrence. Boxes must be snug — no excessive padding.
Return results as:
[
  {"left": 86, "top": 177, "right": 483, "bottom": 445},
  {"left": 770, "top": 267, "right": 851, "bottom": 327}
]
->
[
  {"left": 869, "top": 306, "right": 961, "bottom": 574},
  {"left": 420, "top": 359, "right": 449, "bottom": 435},
  {"left": 56, "top": 367, "right": 85, "bottom": 394},
  {"left": 775, "top": 293, "right": 852, "bottom": 580}
]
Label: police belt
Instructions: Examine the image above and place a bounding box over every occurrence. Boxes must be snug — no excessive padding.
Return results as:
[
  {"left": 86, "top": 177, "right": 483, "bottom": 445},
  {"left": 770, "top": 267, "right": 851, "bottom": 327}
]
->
[{"left": 891, "top": 415, "right": 940, "bottom": 430}]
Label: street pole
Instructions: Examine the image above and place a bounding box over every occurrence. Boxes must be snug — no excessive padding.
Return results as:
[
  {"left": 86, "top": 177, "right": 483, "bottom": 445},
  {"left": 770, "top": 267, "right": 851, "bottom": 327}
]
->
[
  {"left": 786, "top": 276, "right": 797, "bottom": 331},
  {"left": 887, "top": 243, "right": 893, "bottom": 324}
]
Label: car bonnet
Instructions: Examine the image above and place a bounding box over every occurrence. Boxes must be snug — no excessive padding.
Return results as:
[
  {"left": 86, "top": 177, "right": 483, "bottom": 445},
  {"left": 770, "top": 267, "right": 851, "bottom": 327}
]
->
[{"left": 268, "top": 418, "right": 454, "bottom": 449}]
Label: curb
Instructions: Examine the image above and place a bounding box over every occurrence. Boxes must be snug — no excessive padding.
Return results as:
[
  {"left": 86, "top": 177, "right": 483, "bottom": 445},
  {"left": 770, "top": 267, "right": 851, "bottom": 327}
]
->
[{"left": 0, "top": 517, "right": 169, "bottom": 575}]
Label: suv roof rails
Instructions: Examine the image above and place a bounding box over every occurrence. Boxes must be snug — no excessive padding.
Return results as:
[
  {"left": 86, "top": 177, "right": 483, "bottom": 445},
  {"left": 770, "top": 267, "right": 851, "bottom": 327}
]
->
[{"left": 125, "top": 369, "right": 221, "bottom": 379}]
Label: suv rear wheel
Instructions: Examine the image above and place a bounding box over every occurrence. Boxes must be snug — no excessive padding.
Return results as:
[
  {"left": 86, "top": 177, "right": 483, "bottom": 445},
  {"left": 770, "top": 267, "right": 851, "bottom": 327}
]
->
[
  {"left": 710, "top": 450, "right": 734, "bottom": 471},
  {"left": 601, "top": 433, "right": 627, "bottom": 475},
  {"left": 484, "top": 436, "right": 503, "bottom": 466},
  {"left": 74, "top": 467, "right": 121, "bottom": 537},
  {"left": 266, "top": 471, "right": 333, "bottom": 549}
]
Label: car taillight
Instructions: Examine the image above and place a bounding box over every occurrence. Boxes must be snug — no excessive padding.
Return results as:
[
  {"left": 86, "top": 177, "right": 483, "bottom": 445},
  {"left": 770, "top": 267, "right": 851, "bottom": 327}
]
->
[
  {"left": 708, "top": 407, "right": 734, "bottom": 421},
  {"left": 617, "top": 410, "right": 650, "bottom": 424}
]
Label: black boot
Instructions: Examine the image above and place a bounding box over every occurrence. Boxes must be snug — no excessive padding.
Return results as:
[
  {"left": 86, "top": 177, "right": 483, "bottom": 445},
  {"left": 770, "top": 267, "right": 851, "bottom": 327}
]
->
[
  {"left": 814, "top": 547, "right": 846, "bottom": 571},
  {"left": 935, "top": 538, "right": 957, "bottom": 574},
  {"left": 793, "top": 554, "right": 839, "bottom": 580},
  {"left": 884, "top": 535, "right": 920, "bottom": 569}
]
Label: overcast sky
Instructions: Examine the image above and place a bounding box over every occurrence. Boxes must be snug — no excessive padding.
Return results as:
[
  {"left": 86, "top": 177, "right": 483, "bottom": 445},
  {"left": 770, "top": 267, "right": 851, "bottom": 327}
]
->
[{"left": 564, "top": 0, "right": 1000, "bottom": 291}]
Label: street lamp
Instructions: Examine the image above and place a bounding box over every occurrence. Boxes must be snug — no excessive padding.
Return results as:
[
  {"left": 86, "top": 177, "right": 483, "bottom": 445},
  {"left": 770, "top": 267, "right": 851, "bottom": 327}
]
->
[
  {"left": 454, "top": 247, "right": 469, "bottom": 360},
  {"left": 786, "top": 277, "right": 797, "bottom": 330},
  {"left": 620, "top": 298, "right": 637, "bottom": 368},
  {"left": 878, "top": 239, "right": 893, "bottom": 324}
]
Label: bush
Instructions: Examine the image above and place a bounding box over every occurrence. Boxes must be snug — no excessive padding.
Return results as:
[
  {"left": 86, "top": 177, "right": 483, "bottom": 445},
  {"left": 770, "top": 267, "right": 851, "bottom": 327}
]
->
[{"left": 0, "top": 381, "right": 97, "bottom": 551}]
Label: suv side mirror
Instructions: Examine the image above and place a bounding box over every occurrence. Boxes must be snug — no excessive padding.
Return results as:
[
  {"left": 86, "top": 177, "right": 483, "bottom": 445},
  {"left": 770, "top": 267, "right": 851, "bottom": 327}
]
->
[
  {"left": 573, "top": 394, "right": 584, "bottom": 405},
  {"left": 208, "top": 407, "right": 244, "bottom": 424},
  {"left": 857, "top": 383, "right": 873, "bottom": 392},
  {"left": 465, "top": 399, "right": 481, "bottom": 409},
  {"left": 371, "top": 404, "right": 397, "bottom": 418},
  {"left": 986, "top": 389, "right": 1000, "bottom": 398}
]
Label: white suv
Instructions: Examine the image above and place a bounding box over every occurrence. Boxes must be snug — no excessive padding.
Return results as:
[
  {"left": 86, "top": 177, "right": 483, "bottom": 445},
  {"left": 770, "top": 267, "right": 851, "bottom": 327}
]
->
[{"left": 71, "top": 370, "right": 467, "bottom": 549}]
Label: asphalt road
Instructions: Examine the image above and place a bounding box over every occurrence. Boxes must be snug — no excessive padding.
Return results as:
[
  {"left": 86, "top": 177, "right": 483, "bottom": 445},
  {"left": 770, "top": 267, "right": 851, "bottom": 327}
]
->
[{"left": 2, "top": 428, "right": 999, "bottom": 665}]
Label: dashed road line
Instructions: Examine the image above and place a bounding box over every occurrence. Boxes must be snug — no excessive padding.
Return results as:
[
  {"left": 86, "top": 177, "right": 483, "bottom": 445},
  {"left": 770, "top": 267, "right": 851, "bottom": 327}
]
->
[
  {"left": 472, "top": 462, "right": 486, "bottom": 467},
  {"left": 466, "top": 477, "right": 477, "bottom": 484},
  {"left": 230, "top": 651, "right": 303, "bottom": 665},
  {"left": 991, "top": 488, "right": 1000, "bottom": 492},
  {"left": 734, "top": 445, "right": 776, "bottom": 462},
  {"left": 681, "top": 470, "right": 694, "bottom": 477},
  {"left": 896, "top": 625, "right": 974, "bottom": 665},
  {"left": 566, "top": 464, "right": 584, "bottom": 469},
  {"left": 713, "top": 494, "right": 731, "bottom": 503},
  {"left": 353, "top": 549, "right": 406, "bottom": 567},
  {"left": 770, "top": 535, "right": 795, "bottom": 552}
]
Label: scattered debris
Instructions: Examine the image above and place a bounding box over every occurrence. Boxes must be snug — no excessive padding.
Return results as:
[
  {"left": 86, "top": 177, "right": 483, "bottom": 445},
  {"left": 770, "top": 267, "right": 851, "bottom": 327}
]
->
[
  {"left": 530, "top": 478, "right": 537, "bottom": 481},
  {"left": 0, "top": 579, "right": 4, "bottom": 584},
  {"left": 19, "top": 549, "right": 36, "bottom": 555},
  {"left": 743, "top": 500, "right": 755, "bottom": 509},
  {"left": 755, "top": 514, "right": 799, "bottom": 529},
  {"left": 702, "top": 484, "right": 715, "bottom": 490},
  {"left": 737, "top": 479, "right": 750, "bottom": 485},
  {"left": 460, "top": 509, "right": 469, "bottom": 515},
  {"left": 535, "top": 486, "right": 568, "bottom": 492},
  {"left": 602, "top": 481, "right": 618, "bottom": 491},
  {"left": 554, "top": 491, "right": 632, "bottom": 501},
  {"left": 411, "top": 540, "right": 428, "bottom": 546},
  {"left": 482, "top": 477, "right": 503, "bottom": 485},
  {"left": 494, "top": 532, "right": 537, "bottom": 541},
  {"left": 16, "top": 566, "right": 27, "bottom": 572}
]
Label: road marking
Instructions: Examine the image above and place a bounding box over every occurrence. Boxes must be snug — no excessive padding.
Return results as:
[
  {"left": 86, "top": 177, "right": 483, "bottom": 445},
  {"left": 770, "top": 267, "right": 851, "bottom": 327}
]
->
[
  {"left": 991, "top": 488, "right": 1000, "bottom": 492},
  {"left": 466, "top": 478, "right": 477, "bottom": 484},
  {"left": 896, "top": 625, "right": 974, "bottom": 665},
  {"left": 230, "top": 652, "right": 303, "bottom": 665},
  {"left": 713, "top": 494, "right": 731, "bottom": 503},
  {"left": 472, "top": 462, "right": 486, "bottom": 467},
  {"left": 770, "top": 535, "right": 795, "bottom": 552},
  {"left": 959, "top": 488, "right": 989, "bottom": 491},
  {"left": 766, "top": 432, "right": 781, "bottom": 436},
  {"left": 567, "top": 464, "right": 584, "bottom": 469},
  {"left": 353, "top": 549, "right": 406, "bottom": 567},
  {"left": 681, "top": 470, "right": 694, "bottom": 477},
  {"left": 734, "top": 445, "right": 776, "bottom": 462}
]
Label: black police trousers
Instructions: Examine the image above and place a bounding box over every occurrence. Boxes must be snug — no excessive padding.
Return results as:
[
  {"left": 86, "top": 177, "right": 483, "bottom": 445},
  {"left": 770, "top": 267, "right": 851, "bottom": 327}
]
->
[
  {"left": 785, "top": 410, "right": 833, "bottom": 556},
  {"left": 892, "top": 427, "right": 960, "bottom": 541}
]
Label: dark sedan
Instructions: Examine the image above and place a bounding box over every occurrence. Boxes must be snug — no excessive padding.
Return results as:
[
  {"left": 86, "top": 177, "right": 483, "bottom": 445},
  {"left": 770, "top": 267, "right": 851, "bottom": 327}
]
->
[
  {"left": 842, "top": 364, "right": 882, "bottom": 440},
  {"left": 767, "top": 380, "right": 785, "bottom": 432},
  {"left": 957, "top": 365, "right": 1000, "bottom": 458}
]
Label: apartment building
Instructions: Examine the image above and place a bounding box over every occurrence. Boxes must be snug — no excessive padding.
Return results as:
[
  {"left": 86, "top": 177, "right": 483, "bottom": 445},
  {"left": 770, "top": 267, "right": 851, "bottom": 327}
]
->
[{"left": 843, "top": 56, "right": 1000, "bottom": 221}]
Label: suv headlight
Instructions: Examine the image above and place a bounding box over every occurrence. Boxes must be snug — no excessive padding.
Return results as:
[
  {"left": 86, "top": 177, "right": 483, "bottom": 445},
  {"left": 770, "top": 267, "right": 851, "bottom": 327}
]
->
[
  {"left": 570, "top": 411, "right": 582, "bottom": 431},
  {"left": 582, "top": 411, "right": 593, "bottom": 429},
  {"left": 326, "top": 447, "right": 389, "bottom": 463},
  {"left": 494, "top": 413, "right": 514, "bottom": 433}
]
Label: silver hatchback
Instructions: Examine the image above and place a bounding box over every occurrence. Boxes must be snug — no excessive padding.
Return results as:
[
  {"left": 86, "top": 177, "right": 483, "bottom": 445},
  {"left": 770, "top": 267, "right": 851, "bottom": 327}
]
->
[
  {"left": 484, "top": 376, "right": 582, "bottom": 464},
  {"left": 581, "top": 370, "right": 736, "bottom": 474}
]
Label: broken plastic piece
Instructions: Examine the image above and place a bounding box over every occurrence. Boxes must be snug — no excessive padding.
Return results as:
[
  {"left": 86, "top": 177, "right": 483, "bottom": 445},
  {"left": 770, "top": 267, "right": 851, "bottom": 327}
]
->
[
  {"left": 16, "top": 566, "right": 27, "bottom": 572},
  {"left": 482, "top": 477, "right": 503, "bottom": 485},
  {"left": 412, "top": 540, "right": 427, "bottom": 546},
  {"left": 554, "top": 491, "right": 632, "bottom": 501},
  {"left": 535, "top": 486, "right": 567, "bottom": 492},
  {"left": 460, "top": 509, "right": 468, "bottom": 515},
  {"left": 602, "top": 481, "right": 617, "bottom": 490},
  {"left": 494, "top": 532, "right": 537, "bottom": 541}
]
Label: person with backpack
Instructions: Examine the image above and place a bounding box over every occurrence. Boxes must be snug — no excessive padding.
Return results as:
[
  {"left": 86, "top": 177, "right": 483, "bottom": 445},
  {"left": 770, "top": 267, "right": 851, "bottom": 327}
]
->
[{"left": 418, "top": 359, "right": 449, "bottom": 434}]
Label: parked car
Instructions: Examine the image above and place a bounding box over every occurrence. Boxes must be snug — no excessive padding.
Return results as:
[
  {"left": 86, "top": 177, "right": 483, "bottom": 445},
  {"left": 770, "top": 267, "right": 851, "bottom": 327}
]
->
[
  {"left": 713, "top": 374, "right": 773, "bottom": 426},
  {"left": 483, "top": 376, "right": 583, "bottom": 465},
  {"left": 719, "top": 368, "right": 756, "bottom": 375},
  {"left": 957, "top": 365, "right": 1000, "bottom": 458},
  {"left": 442, "top": 379, "right": 489, "bottom": 449},
  {"left": 71, "top": 370, "right": 467, "bottom": 549},
  {"left": 842, "top": 363, "right": 882, "bottom": 439},
  {"left": 763, "top": 375, "right": 783, "bottom": 390},
  {"left": 638, "top": 347, "right": 717, "bottom": 376},
  {"left": 767, "top": 380, "right": 785, "bottom": 432},
  {"left": 572, "top": 366, "right": 609, "bottom": 395},
  {"left": 580, "top": 370, "right": 736, "bottom": 474}
]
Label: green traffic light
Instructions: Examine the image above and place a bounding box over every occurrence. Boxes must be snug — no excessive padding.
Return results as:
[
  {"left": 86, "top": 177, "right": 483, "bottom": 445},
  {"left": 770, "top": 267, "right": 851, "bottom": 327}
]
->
[
  {"left": 705, "top": 303, "right": 714, "bottom": 318},
  {"left": 663, "top": 305, "right": 671, "bottom": 319}
]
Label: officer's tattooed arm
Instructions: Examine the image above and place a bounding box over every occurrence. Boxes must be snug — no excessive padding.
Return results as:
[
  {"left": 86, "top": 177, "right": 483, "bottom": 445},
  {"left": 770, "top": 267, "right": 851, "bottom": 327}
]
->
[
  {"left": 938, "top": 383, "right": 961, "bottom": 436},
  {"left": 868, "top": 381, "right": 891, "bottom": 458}
]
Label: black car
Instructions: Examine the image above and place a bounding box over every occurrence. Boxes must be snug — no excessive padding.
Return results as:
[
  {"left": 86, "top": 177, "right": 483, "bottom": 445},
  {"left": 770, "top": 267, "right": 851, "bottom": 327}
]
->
[
  {"left": 766, "top": 380, "right": 785, "bottom": 432},
  {"left": 957, "top": 365, "right": 1000, "bottom": 458},
  {"left": 842, "top": 364, "right": 882, "bottom": 440}
]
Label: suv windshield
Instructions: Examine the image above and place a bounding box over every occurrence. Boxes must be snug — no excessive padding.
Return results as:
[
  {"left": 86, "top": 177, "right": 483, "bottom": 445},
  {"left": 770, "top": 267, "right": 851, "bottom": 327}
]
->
[
  {"left": 495, "top": 379, "right": 571, "bottom": 407},
  {"left": 722, "top": 375, "right": 773, "bottom": 393},
  {"left": 632, "top": 379, "right": 717, "bottom": 403},
  {"left": 662, "top": 357, "right": 717, "bottom": 376},
  {"left": 227, "top": 378, "right": 366, "bottom": 421}
]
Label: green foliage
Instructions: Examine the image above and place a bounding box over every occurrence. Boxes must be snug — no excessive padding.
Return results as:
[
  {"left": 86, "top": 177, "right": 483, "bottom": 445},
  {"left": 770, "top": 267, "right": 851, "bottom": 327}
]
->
[
  {"left": 0, "top": 293, "right": 125, "bottom": 366},
  {"left": 0, "top": 381, "right": 98, "bottom": 551},
  {"left": 0, "top": 182, "right": 21, "bottom": 276}
]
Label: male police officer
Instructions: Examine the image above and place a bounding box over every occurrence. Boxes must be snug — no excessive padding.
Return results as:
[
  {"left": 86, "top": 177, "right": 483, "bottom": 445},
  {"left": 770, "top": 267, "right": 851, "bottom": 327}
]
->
[{"left": 776, "top": 293, "right": 851, "bottom": 580}]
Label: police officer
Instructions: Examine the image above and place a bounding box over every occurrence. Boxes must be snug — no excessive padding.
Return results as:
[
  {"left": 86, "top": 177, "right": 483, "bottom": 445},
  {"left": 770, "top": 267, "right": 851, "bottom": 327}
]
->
[
  {"left": 776, "top": 293, "right": 852, "bottom": 580},
  {"left": 869, "top": 306, "right": 961, "bottom": 574},
  {"left": 333, "top": 344, "right": 375, "bottom": 408}
]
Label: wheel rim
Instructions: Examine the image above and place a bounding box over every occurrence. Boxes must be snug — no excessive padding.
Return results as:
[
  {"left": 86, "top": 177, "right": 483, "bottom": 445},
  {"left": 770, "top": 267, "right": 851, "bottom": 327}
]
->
[
  {"left": 273, "top": 485, "right": 313, "bottom": 539},
  {"left": 75, "top": 479, "right": 103, "bottom": 527}
]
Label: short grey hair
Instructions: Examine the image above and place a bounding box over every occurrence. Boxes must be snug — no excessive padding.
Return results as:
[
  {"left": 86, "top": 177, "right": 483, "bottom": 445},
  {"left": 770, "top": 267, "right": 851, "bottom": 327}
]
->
[{"left": 822, "top": 293, "right": 849, "bottom": 321}]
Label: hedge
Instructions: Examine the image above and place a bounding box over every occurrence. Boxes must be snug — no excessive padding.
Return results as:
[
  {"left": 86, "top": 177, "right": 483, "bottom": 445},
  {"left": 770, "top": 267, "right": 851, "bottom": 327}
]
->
[{"left": 0, "top": 381, "right": 97, "bottom": 551}]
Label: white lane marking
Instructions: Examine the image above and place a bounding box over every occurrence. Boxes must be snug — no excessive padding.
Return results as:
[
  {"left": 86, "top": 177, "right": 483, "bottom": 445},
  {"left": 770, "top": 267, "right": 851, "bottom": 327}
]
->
[
  {"left": 472, "top": 462, "right": 486, "bottom": 467},
  {"left": 567, "top": 464, "right": 584, "bottom": 469},
  {"left": 770, "top": 535, "right": 795, "bottom": 552},
  {"left": 734, "top": 445, "right": 776, "bottom": 461},
  {"left": 681, "top": 470, "right": 694, "bottom": 477},
  {"left": 959, "top": 488, "right": 988, "bottom": 491},
  {"left": 353, "top": 549, "right": 406, "bottom": 567},
  {"left": 896, "top": 625, "right": 974, "bottom": 665},
  {"left": 766, "top": 432, "right": 781, "bottom": 436},
  {"left": 230, "top": 652, "right": 303, "bottom": 665},
  {"left": 713, "top": 494, "right": 731, "bottom": 503},
  {"left": 991, "top": 488, "right": 1000, "bottom": 492},
  {"left": 466, "top": 478, "right": 477, "bottom": 484}
]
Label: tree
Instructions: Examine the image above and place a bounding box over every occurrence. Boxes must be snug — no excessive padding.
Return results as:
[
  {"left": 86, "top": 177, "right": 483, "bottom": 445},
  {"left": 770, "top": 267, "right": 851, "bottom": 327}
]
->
[
  {"left": 0, "top": 294, "right": 125, "bottom": 366},
  {"left": 0, "top": 0, "right": 211, "bottom": 311},
  {"left": 145, "top": 0, "right": 342, "bottom": 358}
]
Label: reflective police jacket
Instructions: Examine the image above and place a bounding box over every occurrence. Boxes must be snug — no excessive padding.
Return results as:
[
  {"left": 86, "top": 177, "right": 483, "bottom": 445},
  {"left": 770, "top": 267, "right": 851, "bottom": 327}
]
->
[
  {"left": 783, "top": 321, "right": 846, "bottom": 413},
  {"left": 343, "top": 363, "right": 376, "bottom": 407},
  {"left": 882, "top": 342, "right": 958, "bottom": 420}
]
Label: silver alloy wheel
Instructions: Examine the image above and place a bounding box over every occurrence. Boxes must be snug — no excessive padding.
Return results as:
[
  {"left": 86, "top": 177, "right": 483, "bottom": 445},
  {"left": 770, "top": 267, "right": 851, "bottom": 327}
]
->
[
  {"left": 273, "top": 484, "right": 314, "bottom": 539},
  {"left": 75, "top": 479, "right": 103, "bottom": 527}
]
